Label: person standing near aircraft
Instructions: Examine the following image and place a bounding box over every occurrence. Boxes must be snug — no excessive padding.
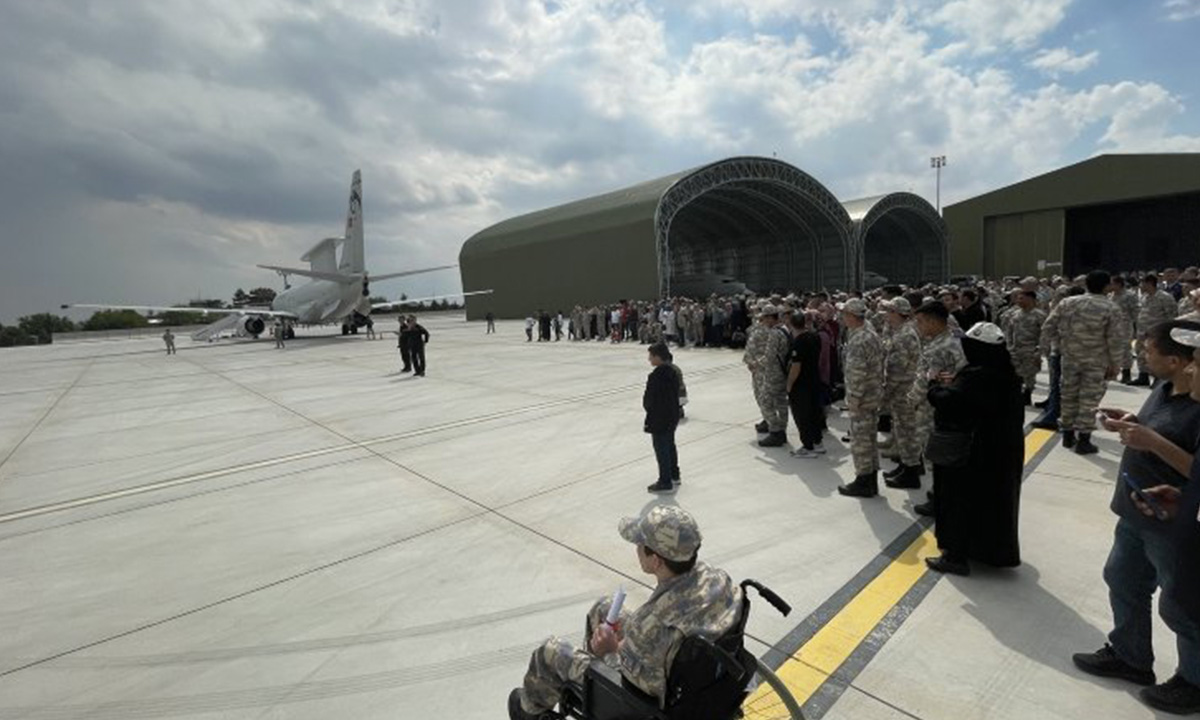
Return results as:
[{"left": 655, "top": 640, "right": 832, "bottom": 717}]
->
[
  {"left": 486, "top": 311, "right": 496, "bottom": 334},
  {"left": 273, "top": 319, "right": 286, "bottom": 349},
  {"left": 398, "top": 316, "right": 413, "bottom": 372},
  {"left": 162, "top": 328, "right": 176, "bottom": 355},
  {"left": 408, "top": 315, "right": 430, "bottom": 377}
]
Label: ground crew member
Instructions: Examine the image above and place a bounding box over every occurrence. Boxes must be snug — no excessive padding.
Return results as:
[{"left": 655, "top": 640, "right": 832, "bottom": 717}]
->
[
  {"left": 838, "top": 298, "right": 885, "bottom": 498},
  {"left": 880, "top": 298, "right": 923, "bottom": 489},
  {"left": 273, "top": 319, "right": 285, "bottom": 349},
  {"left": 407, "top": 315, "right": 430, "bottom": 376},
  {"left": 398, "top": 317, "right": 413, "bottom": 372},
  {"left": 1133, "top": 273, "right": 1178, "bottom": 386},
  {"left": 508, "top": 505, "right": 742, "bottom": 719},
  {"left": 1004, "top": 290, "right": 1047, "bottom": 406},
  {"left": 752, "top": 305, "right": 791, "bottom": 447},
  {"left": 162, "top": 328, "right": 176, "bottom": 355},
  {"left": 1039, "top": 270, "right": 1127, "bottom": 455}
]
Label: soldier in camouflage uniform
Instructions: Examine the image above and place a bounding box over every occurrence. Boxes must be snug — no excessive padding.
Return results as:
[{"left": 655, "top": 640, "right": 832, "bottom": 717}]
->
[
  {"left": 509, "top": 505, "right": 743, "bottom": 719},
  {"left": 1132, "top": 273, "right": 1178, "bottom": 385},
  {"left": 744, "top": 304, "right": 769, "bottom": 434},
  {"left": 750, "top": 305, "right": 791, "bottom": 447},
  {"left": 1003, "top": 290, "right": 1047, "bottom": 406},
  {"left": 879, "top": 298, "right": 924, "bottom": 490},
  {"left": 837, "top": 298, "right": 886, "bottom": 498},
  {"left": 1109, "top": 275, "right": 1139, "bottom": 383},
  {"left": 1039, "top": 270, "right": 1128, "bottom": 455},
  {"left": 910, "top": 301, "right": 968, "bottom": 490}
]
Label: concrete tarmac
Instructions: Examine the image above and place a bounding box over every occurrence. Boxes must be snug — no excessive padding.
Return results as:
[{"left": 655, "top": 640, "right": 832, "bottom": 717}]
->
[{"left": 0, "top": 314, "right": 1180, "bottom": 719}]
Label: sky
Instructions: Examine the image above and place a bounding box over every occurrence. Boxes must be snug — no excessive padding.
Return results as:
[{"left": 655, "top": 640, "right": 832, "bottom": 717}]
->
[{"left": 1, "top": 0, "right": 1198, "bottom": 323}]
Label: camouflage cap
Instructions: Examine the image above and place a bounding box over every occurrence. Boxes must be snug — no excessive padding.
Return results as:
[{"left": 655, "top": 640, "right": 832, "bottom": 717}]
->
[
  {"left": 760, "top": 304, "right": 780, "bottom": 317},
  {"left": 882, "top": 297, "right": 913, "bottom": 315},
  {"left": 836, "top": 298, "right": 868, "bottom": 316},
  {"left": 618, "top": 505, "right": 702, "bottom": 562}
]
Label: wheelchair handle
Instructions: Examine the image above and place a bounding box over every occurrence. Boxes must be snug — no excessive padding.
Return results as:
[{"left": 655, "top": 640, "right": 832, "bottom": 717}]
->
[{"left": 742, "top": 579, "right": 792, "bottom": 617}]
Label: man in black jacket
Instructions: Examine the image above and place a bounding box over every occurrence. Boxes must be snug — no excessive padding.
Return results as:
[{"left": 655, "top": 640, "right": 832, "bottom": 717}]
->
[
  {"left": 644, "top": 342, "right": 680, "bottom": 494},
  {"left": 398, "top": 316, "right": 412, "bottom": 372},
  {"left": 407, "top": 315, "right": 431, "bottom": 377}
]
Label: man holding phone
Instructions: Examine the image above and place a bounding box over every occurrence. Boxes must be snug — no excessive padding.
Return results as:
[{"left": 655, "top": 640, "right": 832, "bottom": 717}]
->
[{"left": 1072, "top": 319, "right": 1200, "bottom": 714}]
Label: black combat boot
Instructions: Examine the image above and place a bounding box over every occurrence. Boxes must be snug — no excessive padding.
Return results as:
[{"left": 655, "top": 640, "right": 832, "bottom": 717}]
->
[
  {"left": 1119, "top": 368, "right": 1132, "bottom": 384},
  {"left": 1129, "top": 372, "right": 1151, "bottom": 387},
  {"left": 1021, "top": 388, "right": 1033, "bottom": 407},
  {"left": 1074, "top": 433, "right": 1098, "bottom": 455},
  {"left": 885, "top": 465, "right": 922, "bottom": 489},
  {"left": 1062, "top": 430, "right": 1077, "bottom": 449},
  {"left": 754, "top": 421, "right": 769, "bottom": 433},
  {"left": 758, "top": 430, "right": 786, "bottom": 447},
  {"left": 838, "top": 472, "right": 878, "bottom": 498},
  {"left": 883, "top": 463, "right": 906, "bottom": 480},
  {"left": 647, "top": 479, "right": 675, "bottom": 494}
]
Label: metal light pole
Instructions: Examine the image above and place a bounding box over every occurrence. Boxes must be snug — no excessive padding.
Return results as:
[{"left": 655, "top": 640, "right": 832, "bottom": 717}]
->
[{"left": 930, "top": 155, "right": 946, "bottom": 214}]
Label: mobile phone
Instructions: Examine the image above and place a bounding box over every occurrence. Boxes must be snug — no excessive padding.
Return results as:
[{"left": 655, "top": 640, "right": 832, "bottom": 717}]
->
[{"left": 1122, "top": 472, "right": 1167, "bottom": 520}]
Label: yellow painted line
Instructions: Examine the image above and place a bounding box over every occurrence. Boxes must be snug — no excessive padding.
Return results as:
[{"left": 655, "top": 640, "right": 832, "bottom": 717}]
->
[{"left": 745, "top": 427, "right": 1056, "bottom": 716}]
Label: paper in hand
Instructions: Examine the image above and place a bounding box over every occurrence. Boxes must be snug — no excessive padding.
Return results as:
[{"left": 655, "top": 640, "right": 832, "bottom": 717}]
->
[{"left": 605, "top": 586, "right": 626, "bottom": 626}]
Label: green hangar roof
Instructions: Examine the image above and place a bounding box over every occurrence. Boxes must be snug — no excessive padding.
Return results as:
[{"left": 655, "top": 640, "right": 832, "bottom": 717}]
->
[{"left": 460, "top": 156, "right": 949, "bottom": 318}]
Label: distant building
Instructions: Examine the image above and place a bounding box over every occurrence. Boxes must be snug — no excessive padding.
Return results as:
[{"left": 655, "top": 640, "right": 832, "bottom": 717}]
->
[
  {"left": 944, "top": 154, "right": 1200, "bottom": 279},
  {"left": 459, "top": 156, "right": 947, "bottom": 319}
]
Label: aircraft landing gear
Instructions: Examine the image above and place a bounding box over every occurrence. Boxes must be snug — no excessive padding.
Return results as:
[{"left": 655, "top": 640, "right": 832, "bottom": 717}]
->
[{"left": 341, "top": 324, "right": 350, "bottom": 336}]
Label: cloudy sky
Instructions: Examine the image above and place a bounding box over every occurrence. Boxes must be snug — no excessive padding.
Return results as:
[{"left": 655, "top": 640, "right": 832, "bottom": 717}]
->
[{"left": 2, "top": 0, "right": 1198, "bottom": 323}]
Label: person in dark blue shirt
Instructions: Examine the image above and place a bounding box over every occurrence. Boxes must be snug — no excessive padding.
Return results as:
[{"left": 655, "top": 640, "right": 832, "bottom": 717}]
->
[
  {"left": 1072, "top": 320, "right": 1200, "bottom": 715},
  {"left": 643, "top": 343, "right": 680, "bottom": 494}
]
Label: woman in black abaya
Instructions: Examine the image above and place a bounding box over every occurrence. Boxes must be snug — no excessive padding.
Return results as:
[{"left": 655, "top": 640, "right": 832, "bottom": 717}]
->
[{"left": 925, "top": 321, "right": 1025, "bottom": 576}]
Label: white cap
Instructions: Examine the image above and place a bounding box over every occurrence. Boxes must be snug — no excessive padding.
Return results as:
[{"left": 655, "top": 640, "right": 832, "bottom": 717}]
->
[
  {"left": 1171, "top": 326, "right": 1200, "bottom": 348},
  {"left": 965, "top": 321, "right": 1005, "bottom": 345}
]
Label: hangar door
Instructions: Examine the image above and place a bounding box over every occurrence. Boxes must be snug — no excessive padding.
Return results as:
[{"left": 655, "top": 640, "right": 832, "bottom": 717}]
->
[{"left": 983, "top": 209, "right": 1064, "bottom": 278}]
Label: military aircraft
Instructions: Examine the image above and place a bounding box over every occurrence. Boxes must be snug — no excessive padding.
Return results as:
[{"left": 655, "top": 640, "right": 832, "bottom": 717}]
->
[{"left": 65, "top": 170, "right": 491, "bottom": 340}]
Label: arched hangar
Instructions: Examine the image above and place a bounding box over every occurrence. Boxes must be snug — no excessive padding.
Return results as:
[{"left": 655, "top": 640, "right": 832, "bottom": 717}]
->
[
  {"left": 844, "top": 193, "right": 949, "bottom": 288},
  {"left": 460, "top": 156, "right": 948, "bottom": 318}
]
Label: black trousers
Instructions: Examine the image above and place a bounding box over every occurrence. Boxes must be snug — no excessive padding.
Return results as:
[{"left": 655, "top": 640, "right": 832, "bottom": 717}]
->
[
  {"left": 789, "top": 386, "right": 823, "bottom": 449},
  {"left": 650, "top": 429, "right": 679, "bottom": 483},
  {"left": 411, "top": 343, "right": 426, "bottom": 375},
  {"left": 399, "top": 342, "right": 411, "bottom": 370}
]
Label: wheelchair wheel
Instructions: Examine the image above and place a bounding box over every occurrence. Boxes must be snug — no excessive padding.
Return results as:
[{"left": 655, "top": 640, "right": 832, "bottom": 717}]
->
[{"left": 741, "top": 658, "right": 805, "bottom": 720}]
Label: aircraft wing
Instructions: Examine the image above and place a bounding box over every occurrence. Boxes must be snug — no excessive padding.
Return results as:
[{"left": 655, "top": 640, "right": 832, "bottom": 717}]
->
[
  {"left": 62, "top": 303, "right": 298, "bottom": 319},
  {"left": 371, "top": 289, "right": 493, "bottom": 311},
  {"left": 368, "top": 264, "right": 458, "bottom": 282}
]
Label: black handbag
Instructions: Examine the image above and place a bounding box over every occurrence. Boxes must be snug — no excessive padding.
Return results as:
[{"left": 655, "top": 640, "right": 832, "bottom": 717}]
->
[{"left": 925, "top": 429, "right": 973, "bottom": 468}]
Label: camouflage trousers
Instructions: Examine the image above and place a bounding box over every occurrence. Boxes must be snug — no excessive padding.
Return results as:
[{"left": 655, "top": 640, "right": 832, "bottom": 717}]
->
[
  {"left": 754, "top": 373, "right": 789, "bottom": 432},
  {"left": 883, "top": 385, "right": 920, "bottom": 466},
  {"left": 1122, "top": 333, "right": 1135, "bottom": 371},
  {"left": 847, "top": 401, "right": 880, "bottom": 475},
  {"left": 1060, "top": 357, "right": 1108, "bottom": 432},
  {"left": 913, "top": 399, "right": 934, "bottom": 458},
  {"left": 1012, "top": 351, "right": 1040, "bottom": 392},
  {"left": 520, "top": 596, "right": 629, "bottom": 714}
]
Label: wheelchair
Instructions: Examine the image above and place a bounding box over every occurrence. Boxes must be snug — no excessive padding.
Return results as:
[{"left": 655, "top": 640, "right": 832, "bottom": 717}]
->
[{"left": 553, "top": 580, "right": 804, "bottom": 720}]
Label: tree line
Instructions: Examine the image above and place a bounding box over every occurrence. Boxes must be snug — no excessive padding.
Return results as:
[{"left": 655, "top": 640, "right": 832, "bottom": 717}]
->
[{"left": 2, "top": 288, "right": 464, "bottom": 347}]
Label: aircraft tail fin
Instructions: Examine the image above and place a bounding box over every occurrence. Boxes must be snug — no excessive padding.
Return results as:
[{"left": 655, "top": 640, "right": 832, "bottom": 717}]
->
[{"left": 339, "top": 170, "right": 364, "bottom": 274}]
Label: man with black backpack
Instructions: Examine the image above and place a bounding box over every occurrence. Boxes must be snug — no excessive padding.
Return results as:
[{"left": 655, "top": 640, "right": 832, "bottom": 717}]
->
[{"left": 508, "top": 505, "right": 743, "bottom": 720}]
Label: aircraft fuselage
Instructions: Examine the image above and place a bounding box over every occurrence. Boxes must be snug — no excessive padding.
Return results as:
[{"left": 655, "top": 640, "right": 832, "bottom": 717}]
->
[{"left": 271, "top": 280, "right": 366, "bottom": 325}]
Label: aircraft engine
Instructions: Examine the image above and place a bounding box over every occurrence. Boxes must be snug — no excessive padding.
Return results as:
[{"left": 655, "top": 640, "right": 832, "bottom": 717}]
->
[
  {"left": 243, "top": 317, "right": 265, "bottom": 336},
  {"left": 350, "top": 311, "right": 370, "bottom": 328}
]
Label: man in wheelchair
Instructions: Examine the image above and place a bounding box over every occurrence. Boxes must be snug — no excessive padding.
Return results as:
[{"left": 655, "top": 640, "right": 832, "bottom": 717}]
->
[{"left": 508, "top": 505, "right": 745, "bottom": 720}]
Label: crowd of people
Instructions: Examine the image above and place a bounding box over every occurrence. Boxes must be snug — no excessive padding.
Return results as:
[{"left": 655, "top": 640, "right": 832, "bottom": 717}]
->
[{"left": 507, "top": 266, "right": 1200, "bottom": 718}]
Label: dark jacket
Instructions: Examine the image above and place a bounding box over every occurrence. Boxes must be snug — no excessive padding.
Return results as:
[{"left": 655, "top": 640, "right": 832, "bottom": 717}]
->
[
  {"left": 643, "top": 364, "right": 680, "bottom": 433},
  {"left": 409, "top": 323, "right": 430, "bottom": 348}
]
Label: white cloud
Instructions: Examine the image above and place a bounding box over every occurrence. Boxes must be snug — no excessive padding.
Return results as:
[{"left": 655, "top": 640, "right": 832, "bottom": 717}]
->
[
  {"left": 2, "top": 0, "right": 1199, "bottom": 320},
  {"left": 931, "top": 0, "right": 1074, "bottom": 51},
  {"left": 1028, "top": 46, "right": 1099, "bottom": 76},
  {"left": 1164, "top": 0, "right": 1200, "bottom": 21}
]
